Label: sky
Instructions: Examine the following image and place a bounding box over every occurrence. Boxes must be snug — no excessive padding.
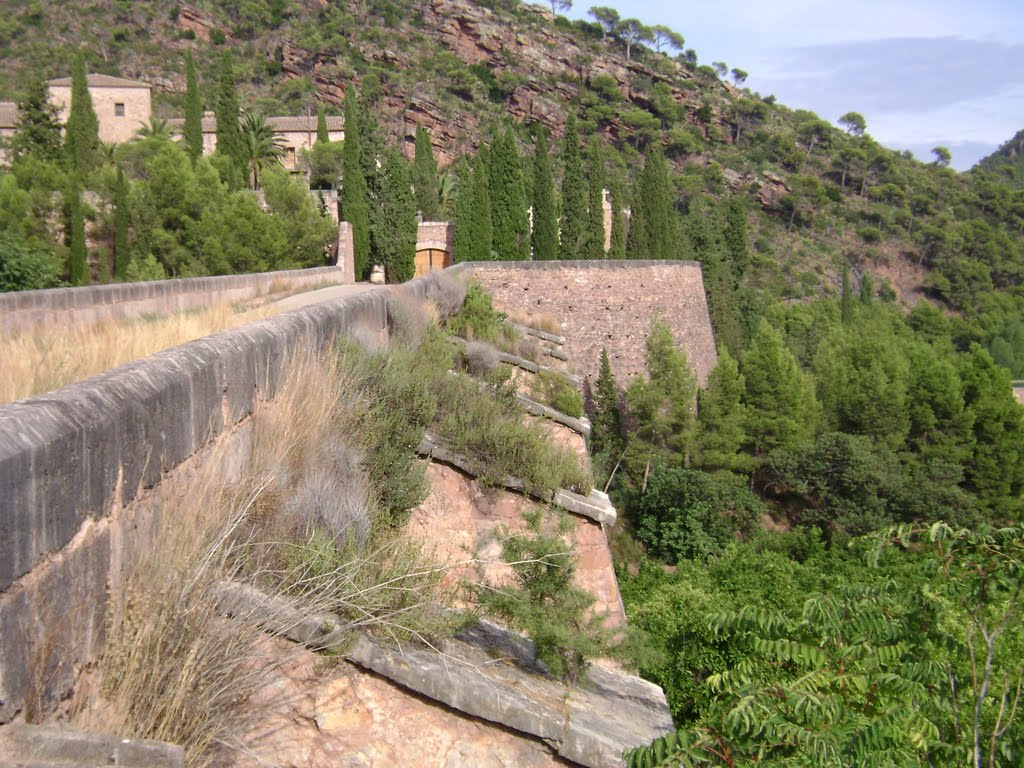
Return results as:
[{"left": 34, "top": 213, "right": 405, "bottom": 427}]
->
[{"left": 566, "top": 0, "right": 1024, "bottom": 170}]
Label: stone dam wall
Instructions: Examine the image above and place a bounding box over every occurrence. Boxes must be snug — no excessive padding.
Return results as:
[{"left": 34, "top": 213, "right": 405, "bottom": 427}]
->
[
  {"left": 0, "top": 260, "right": 712, "bottom": 743},
  {"left": 454, "top": 260, "right": 718, "bottom": 387},
  {"left": 0, "top": 281, "right": 406, "bottom": 722}
]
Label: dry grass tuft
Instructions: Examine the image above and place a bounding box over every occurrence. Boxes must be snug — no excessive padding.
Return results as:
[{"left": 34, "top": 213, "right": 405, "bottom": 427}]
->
[
  {"left": 507, "top": 310, "right": 562, "bottom": 336},
  {"left": 1, "top": 303, "right": 271, "bottom": 405}
]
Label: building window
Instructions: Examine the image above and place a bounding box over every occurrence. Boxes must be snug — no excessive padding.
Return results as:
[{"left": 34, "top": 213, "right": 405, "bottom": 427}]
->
[
  {"left": 284, "top": 146, "right": 296, "bottom": 167},
  {"left": 114, "top": 103, "right": 125, "bottom": 117}
]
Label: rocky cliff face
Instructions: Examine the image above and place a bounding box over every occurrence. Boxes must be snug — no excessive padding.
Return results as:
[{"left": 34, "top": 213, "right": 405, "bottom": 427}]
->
[{"left": 259, "top": 0, "right": 732, "bottom": 164}]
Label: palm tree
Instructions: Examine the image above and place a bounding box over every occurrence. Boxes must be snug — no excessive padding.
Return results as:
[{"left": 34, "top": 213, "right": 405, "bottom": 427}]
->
[
  {"left": 134, "top": 117, "right": 170, "bottom": 139},
  {"left": 240, "top": 111, "right": 284, "bottom": 189}
]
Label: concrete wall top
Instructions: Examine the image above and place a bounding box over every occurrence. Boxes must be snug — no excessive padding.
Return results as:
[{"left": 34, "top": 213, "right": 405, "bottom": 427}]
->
[{"left": 0, "top": 275, "right": 442, "bottom": 594}]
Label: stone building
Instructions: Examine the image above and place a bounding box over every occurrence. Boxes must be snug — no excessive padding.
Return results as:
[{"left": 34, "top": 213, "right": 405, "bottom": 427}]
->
[
  {"left": 0, "top": 102, "right": 16, "bottom": 165},
  {"left": 47, "top": 74, "right": 153, "bottom": 145},
  {"left": 166, "top": 113, "right": 345, "bottom": 171}
]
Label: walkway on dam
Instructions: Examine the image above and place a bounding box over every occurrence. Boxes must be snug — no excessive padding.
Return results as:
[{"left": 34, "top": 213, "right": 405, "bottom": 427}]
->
[{"left": 269, "top": 282, "right": 381, "bottom": 312}]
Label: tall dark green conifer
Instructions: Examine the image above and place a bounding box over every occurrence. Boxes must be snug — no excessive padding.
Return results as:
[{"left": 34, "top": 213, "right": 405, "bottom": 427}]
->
[
  {"left": 112, "top": 167, "right": 131, "bottom": 280},
  {"left": 454, "top": 156, "right": 477, "bottom": 264},
  {"left": 860, "top": 272, "right": 874, "bottom": 305},
  {"left": 214, "top": 52, "right": 245, "bottom": 183},
  {"left": 11, "top": 75, "right": 62, "bottom": 163},
  {"left": 532, "top": 128, "right": 558, "bottom": 261},
  {"left": 67, "top": 178, "right": 90, "bottom": 286},
  {"left": 371, "top": 149, "right": 417, "bottom": 283},
  {"left": 591, "top": 348, "right": 624, "bottom": 461},
  {"left": 342, "top": 86, "right": 371, "bottom": 279},
  {"left": 581, "top": 136, "right": 606, "bottom": 259},
  {"left": 608, "top": 174, "right": 626, "bottom": 259},
  {"left": 841, "top": 267, "right": 855, "bottom": 323},
  {"left": 316, "top": 105, "right": 329, "bottom": 144},
  {"left": 558, "top": 113, "right": 586, "bottom": 260},
  {"left": 626, "top": 147, "right": 673, "bottom": 259},
  {"left": 489, "top": 126, "right": 529, "bottom": 260},
  {"left": 65, "top": 53, "right": 99, "bottom": 175},
  {"left": 472, "top": 150, "right": 493, "bottom": 260},
  {"left": 696, "top": 346, "right": 751, "bottom": 475},
  {"left": 413, "top": 124, "right": 441, "bottom": 221},
  {"left": 184, "top": 51, "right": 203, "bottom": 162}
]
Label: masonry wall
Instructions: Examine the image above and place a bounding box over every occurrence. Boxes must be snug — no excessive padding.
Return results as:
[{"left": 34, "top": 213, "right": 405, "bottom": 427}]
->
[
  {"left": 48, "top": 85, "right": 152, "bottom": 145},
  {"left": 0, "top": 265, "right": 347, "bottom": 334},
  {"left": 0, "top": 278, "right": 440, "bottom": 723},
  {"left": 455, "top": 261, "right": 718, "bottom": 387}
]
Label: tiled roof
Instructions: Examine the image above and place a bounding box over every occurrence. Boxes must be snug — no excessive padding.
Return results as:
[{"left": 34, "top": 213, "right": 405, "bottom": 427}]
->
[
  {"left": 166, "top": 114, "right": 344, "bottom": 134},
  {"left": 0, "top": 102, "right": 17, "bottom": 129},
  {"left": 47, "top": 74, "right": 151, "bottom": 89}
]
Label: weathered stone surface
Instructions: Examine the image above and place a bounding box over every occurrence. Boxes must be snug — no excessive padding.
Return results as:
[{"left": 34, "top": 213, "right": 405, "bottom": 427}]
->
[
  {"left": 0, "top": 723, "right": 184, "bottom": 767},
  {"left": 516, "top": 393, "right": 591, "bottom": 437},
  {"left": 452, "top": 261, "right": 718, "bottom": 387},
  {"left": 509, "top": 322, "right": 566, "bottom": 346},
  {"left": 553, "top": 489, "right": 617, "bottom": 526},
  {"left": 213, "top": 580, "right": 347, "bottom": 650},
  {"left": 346, "top": 622, "right": 674, "bottom": 768}
]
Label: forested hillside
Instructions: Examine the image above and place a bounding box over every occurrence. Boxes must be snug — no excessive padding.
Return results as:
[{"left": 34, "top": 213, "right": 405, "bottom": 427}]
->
[{"left": 1, "top": 3, "right": 1022, "bottom": 763}]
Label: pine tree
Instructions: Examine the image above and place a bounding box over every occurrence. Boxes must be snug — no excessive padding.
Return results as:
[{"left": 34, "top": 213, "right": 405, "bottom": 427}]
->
[
  {"left": 531, "top": 128, "right": 558, "bottom": 261},
  {"left": 626, "top": 147, "right": 674, "bottom": 259},
  {"left": 67, "top": 178, "right": 90, "bottom": 286},
  {"left": 214, "top": 52, "right": 245, "bottom": 184},
  {"left": 65, "top": 52, "right": 99, "bottom": 175},
  {"left": 488, "top": 126, "right": 529, "bottom": 260},
  {"left": 740, "top": 319, "right": 818, "bottom": 458},
  {"left": 342, "top": 86, "right": 371, "bottom": 279},
  {"left": 558, "top": 112, "right": 586, "bottom": 260},
  {"left": 316, "top": 105, "right": 329, "bottom": 144},
  {"left": 581, "top": 136, "right": 606, "bottom": 259},
  {"left": 608, "top": 174, "right": 626, "bottom": 259},
  {"left": 183, "top": 51, "right": 203, "bottom": 162},
  {"left": 371, "top": 149, "right": 417, "bottom": 283},
  {"left": 591, "top": 348, "right": 624, "bottom": 460},
  {"left": 413, "top": 124, "right": 441, "bottom": 221},
  {"left": 112, "top": 166, "right": 131, "bottom": 280},
  {"left": 10, "top": 74, "right": 62, "bottom": 163},
  {"left": 696, "top": 347, "right": 751, "bottom": 474}
]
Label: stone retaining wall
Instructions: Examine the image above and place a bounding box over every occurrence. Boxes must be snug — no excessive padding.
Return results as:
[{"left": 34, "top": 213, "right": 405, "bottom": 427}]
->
[
  {"left": 451, "top": 260, "right": 718, "bottom": 387},
  {"left": 0, "top": 278, "right": 434, "bottom": 722},
  {"left": 0, "top": 265, "right": 348, "bottom": 335}
]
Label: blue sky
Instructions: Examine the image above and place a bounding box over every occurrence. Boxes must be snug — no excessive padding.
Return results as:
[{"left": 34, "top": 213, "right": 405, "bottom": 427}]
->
[{"left": 566, "top": 0, "right": 1024, "bottom": 170}]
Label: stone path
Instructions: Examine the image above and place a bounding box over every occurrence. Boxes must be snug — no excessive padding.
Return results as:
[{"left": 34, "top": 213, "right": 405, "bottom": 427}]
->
[{"left": 269, "top": 282, "right": 381, "bottom": 312}]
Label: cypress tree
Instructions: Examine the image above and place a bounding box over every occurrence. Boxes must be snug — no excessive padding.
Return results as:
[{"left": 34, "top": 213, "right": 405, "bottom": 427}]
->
[
  {"left": 558, "top": 113, "right": 586, "bottom": 260},
  {"left": 214, "top": 51, "right": 244, "bottom": 182},
  {"left": 372, "top": 149, "right": 417, "bottom": 283},
  {"left": 342, "top": 86, "right": 371, "bottom": 279},
  {"left": 608, "top": 173, "right": 626, "bottom": 259},
  {"left": 11, "top": 74, "right": 62, "bottom": 163},
  {"left": 723, "top": 196, "right": 749, "bottom": 287},
  {"left": 581, "top": 136, "right": 606, "bottom": 259},
  {"left": 626, "top": 147, "right": 673, "bottom": 259},
  {"left": 184, "top": 51, "right": 203, "bottom": 162},
  {"left": 65, "top": 52, "right": 99, "bottom": 175},
  {"left": 488, "top": 126, "right": 529, "bottom": 260},
  {"left": 67, "top": 178, "right": 90, "bottom": 286},
  {"left": 531, "top": 128, "right": 558, "bottom": 261},
  {"left": 357, "top": 77, "right": 383, "bottom": 183},
  {"left": 859, "top": 272, "right": 874, "bottom": 305},
  {"left": 316, "top": 105, "right": 329, "bottom": 144},
  {"left": 591, "top": 348, "right": 624, "bottom": 460},
  {"left": 112, "top": 166, "right": 131, "bottom": 280},
  {"left": 453, "top": 155, "right": 477, "bottom": 264},
  {"left": 841, "top": 267, "right": 855, "bottom": 323},
  {"left": 413, "top": 124, "right": 441, "bottom": 221},
  {"left": 473, "top": 149, "right": 493, "bottom": 260}
]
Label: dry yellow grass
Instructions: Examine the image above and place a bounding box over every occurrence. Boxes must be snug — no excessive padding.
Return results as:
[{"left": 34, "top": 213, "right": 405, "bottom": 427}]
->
[
  {"left": 506, "top": 309, "right": 562, "bottom": 336},
  {"left": 0, "top": 303, "right": 272, "bottom": 405}
]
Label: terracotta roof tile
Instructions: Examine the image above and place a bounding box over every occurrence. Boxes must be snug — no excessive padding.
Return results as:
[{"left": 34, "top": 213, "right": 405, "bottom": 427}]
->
[
  {"left": 47, "top": 73, "right": 151, "bottom": 89},
  {"left": 166, "top": 115, "right": 343, "bottom": 134}
]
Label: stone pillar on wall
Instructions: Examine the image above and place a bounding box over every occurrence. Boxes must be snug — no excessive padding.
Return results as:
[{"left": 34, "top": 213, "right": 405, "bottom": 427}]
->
[
  {"left": 416, "top": 221, "right": 455, "bottom": 255},
  {"left": 337, "top": 222, "right": 355, "bottom": 283}
]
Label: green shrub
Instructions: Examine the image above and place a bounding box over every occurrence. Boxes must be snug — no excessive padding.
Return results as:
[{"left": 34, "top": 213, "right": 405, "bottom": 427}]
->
[
  {"left": 634, "top": 464, "right": 763, "bottom": 563},
  {"left": 446, "top": 282, "right": 505, "bottom": 342},
  {"left": 534, "top": 369, "right": 583, "bottom": 418},
  {"left": 0, "top": 234, "right": 61, "bottom": 292},
  {"left": 478, "top": 510, "right": 611, "bottom": 680},
  {"left": 436, "top": 373, "right": 592, "bottom": 495}
]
